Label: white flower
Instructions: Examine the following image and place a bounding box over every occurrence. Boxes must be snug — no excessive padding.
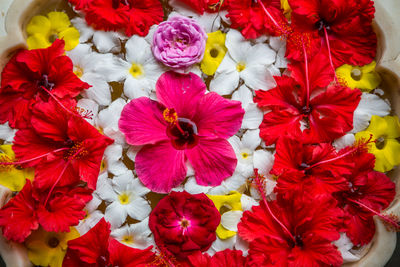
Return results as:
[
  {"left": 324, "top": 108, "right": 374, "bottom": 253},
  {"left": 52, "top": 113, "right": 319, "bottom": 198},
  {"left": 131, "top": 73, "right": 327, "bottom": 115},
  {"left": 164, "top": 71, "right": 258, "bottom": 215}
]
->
[
  {"left": 352, "top": 92, "right": 391, "bottom": 133},
  {"left": 333, "top": 134, "right": 356, "bottom": 151},
  {"left": 103, "top": 144, "right": 129, "bottom": 176},
  {"left": 96, "top": 171, "right": 151, "bottom": 229},
  {"left": 97, "top": 36, "right": 164, "bottom": 100},
  {"left": 0, "top": 123, "right": 16, "bottom": 143},
  {"left": 334, "top": 233, "right": 363, "bottom": 263},
  {"left": 97, "top": 98, "right": 127, "bottom": 145},
  {"left": 71, "top": 16, "right": 124, "bottom": 53},
  {"left": 67, "top": 44, "right": 112, "bottom": 106},
  {"left": 269, "top": 36, "right": 288, "bottom": 69},
  {"left": 210, "top": 30, "right": 278, "bottom": 95},
  {"left": 111, "top": 217, "right": 155, "bottom": 249},
  {"left": 229, "top": 129, "right": 261, "bottom": 177},
  {"left": 250, "top": 149, "right": 276, "bottom": 200},
  {"left": 232, "top": 85, "right": 263, "bottom": 129},
  {"left": 77, "top": 98, "right": 99, "bottom": 125},
  {"left": 76, "top": 187, "right": 103, "bottom": 235}
]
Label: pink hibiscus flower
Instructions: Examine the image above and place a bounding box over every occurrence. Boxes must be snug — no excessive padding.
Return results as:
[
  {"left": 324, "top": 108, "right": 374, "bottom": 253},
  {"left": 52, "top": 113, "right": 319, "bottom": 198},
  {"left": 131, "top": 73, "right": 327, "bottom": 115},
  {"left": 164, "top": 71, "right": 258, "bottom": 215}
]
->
[{"left": 119, "top": 71, "right": 244, "bottom": 193}]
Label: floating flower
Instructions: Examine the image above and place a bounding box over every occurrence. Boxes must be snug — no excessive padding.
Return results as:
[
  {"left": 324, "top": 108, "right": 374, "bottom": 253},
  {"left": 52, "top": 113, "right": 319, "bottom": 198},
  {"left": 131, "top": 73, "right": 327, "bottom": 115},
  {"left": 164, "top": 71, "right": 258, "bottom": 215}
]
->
[
  {"left": 69, "top": 0, "right": 164, "bottom": 37},
  {"left": 0, "top": 145, "right": 34, "bottom": 191},
  {"left": 119, "top": 71, "right": 244, "bottom": 193},
  {"left": 238, "top": 197, "right": 343, "bottom": 266},
  {"left": 97, "top": 36, "right": 164, "bottom": 99},
  {"left": 111, "top": 217, "right": 154, "bottom": 249},
  {"left": 75, "top": 191, "right": 103, "bottom": 235},
  {"left": 355, "top": 115, "right": 400, "bottom": 172},
  {"left": 63, "top": 218, "right": 156, "bottom": 266},
  {"left": 26, "top": 11, "right": 79, "bottom": 51},
  {"left": 232, "top": 85, "right": 263, "bottom": 130},
  {"left": 0, "top": 40, "right": 89, "bottom": 129},
  {"left": 289, "top": 0, "right": 377, "bottom": 67},
  {"left": 12, "top": 99, "right": 113, "bottom": 190},
  {"left": 336, "top": 61, "right": 382, "bottom": 92},
  {"left": 26, "top": 227, "right": 80, "bottom": 267},
  {"left": 201, "top": 30, "right": 227, "bottom": 76},
  {"left": 0, "top": 123, "right": 16, "bottom": 143},
  {"left": 149, "top": 191, "right": 220, "bottom": 259},
  {"left": 210, "top": 30, "right": 278, "bottom": 95},
  {"left": 226, "top": 0, "right": 286, "bottom": 39},
  {"left": 67, "top": 44, "right": 112, "bottom": 106},
  {"left": 96, "top": 171, "right": 151, "bottom": 228},
  {"left": 152, "top": 15, "right": 207, "bottom": 69}
]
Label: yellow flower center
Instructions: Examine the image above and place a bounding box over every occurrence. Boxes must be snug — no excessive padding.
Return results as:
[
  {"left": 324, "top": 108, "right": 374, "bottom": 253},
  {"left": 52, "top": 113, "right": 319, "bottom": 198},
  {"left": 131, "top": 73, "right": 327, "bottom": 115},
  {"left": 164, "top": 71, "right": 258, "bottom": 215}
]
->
[
  {"left": 47, "top": 236, "right": 60, "bottom": 248},
  {"left": 209, "top": 47, "right": 220, "bottom": 58},
  {"left": 119, "top": 193, "right": 130, "bottom": 205},
  {"left": 129, "top": 63, "right": 144, "bottom": 78},
  {"left": 122, "top": 235, "right": 134, "bottom": 244},
  {"left": 236, "top": 62, "right": 246, "bottom": 72},
  {"left": 241, "top": 152, "right": 249, "bottom": 159},
  {"left": 74, "top": 66, "right": 84, "bottom": 78},
  {"left": 351, "top": 68, "right": 362, "bottom": 81}
]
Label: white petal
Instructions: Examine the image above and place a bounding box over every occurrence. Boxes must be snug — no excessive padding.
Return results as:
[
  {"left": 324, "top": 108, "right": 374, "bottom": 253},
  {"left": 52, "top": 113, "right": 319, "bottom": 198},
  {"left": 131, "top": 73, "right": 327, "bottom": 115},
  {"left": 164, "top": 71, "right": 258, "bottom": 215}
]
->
[
  {"left": 228, "top": 135, "right": 242, "bottom": 154},
  {"left": 241, "top": 64, "right": 277, "bottom": 91},
  {"left": 93, "top": 31, "right": 122, "bottom": 53},
  {"left": 240, "top": 194, "right": 259, "bottom": 211},
  {"left": 129, "top": 178, "right": 151, "bottom": 196},
  {"left": 221, "top": 210, "right": 243, "bottom": 232},
  {"left": 225, "top": 30, "right": 251, "bottom": 63},
  {"left": 144, "top": 25, "right": 157, "bottom": 44},
  {"left": 112, "top": 171, "right": 135, "bottom": 192},
  {"left": 77, "top": 98, "right": 98, "bottom": 125},
  {"left": 80, "top": 73, "right": 111, "bottom": 106},
  {"left": 66, "top": 44, "right": 92, "bottom": 66},
  {"left": 71, "top": 17, "right": 94, "bottom": 43},
  {"left": 127, "top": 197, "right": 151, "bottom": 220},
  {"left": 268, "top": 36, "right": 285, "bottom": 51},
  {"left": 126, "top": 145, "right": 142, "bottom": 162},
  {"left": 184, "top": 176, "right": 211, "bottom": 194},
  {"left": 211, "top": 236, "right": 236, "bottom": 252},
  {"left": 253, "top": 150, "right": 274, "bottom": 176},
  {"left": 76, "top": 211, "right": 103, "bottom": 235},
  {"left": 97, "top": 98, "right": 127, "bottom": 144},
  {"left": 275, "top": 46, "right": 288, "bottom": 69},
  {"left": 242, "top": 129, "right": 261, "bottom": 150},
  {"left": 105, "top": 201, "right": 128, "bottom": 229},
  {"left": 245, "top": 43, "right": 276, "bottom": 66},
  {"left": 125, "top": 35, "right": 152, "bottom": 64},
  {"left": 235, "top": 235, "right": 250, "bottom": 256},
  {"left": 124, "top": 77, "right": 152, "bottom": 99},
  {"left": 333, "top": 134, "right": 356, "bottom": 151},
  {"left": 104, "top": 144, "right": 129, "bottom": 176},
  {"left": 232, "top": 85, "right": 253, "bottom": 109},
  {"left": 186, "top": 161, "right": 195, "bottom": 177},
  {"left": 95, "top": 54, "right": 130, "bottom": 82},
  {"left": 111, "top": 224, "right": 130, "bottom": 240},
  {"left": 209, "top": 70, "right": 239, "bottom": 95},
  {"left": 242, "top": 103, "right": 263, "bottom": 129},
  {"left": 352, "top": 93, "right": 391, "bottom": 133},
  {"left": 96, "top": 173, "right": 118, "bottom": 202},
  {"left": 333, "top": 233, "right": 362, "bottom": 263},
  {"left": 0, "top": 123, "right": 16, "bottom": 143},
  {"left": 86, "top": 193, "right": 102, "bottom": 213}
]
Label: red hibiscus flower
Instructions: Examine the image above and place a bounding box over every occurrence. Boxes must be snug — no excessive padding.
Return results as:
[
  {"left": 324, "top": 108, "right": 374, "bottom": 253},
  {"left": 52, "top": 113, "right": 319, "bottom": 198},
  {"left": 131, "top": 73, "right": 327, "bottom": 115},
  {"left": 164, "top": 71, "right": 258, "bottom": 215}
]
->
[
  {"left": 226, "top": 0, "right": 286, "bottom": 39},
  {"left": 173, "top": 0, "right": 226, "bottom": 14},
  {"left": 119, "top": 71, "right": 244, "bottom": 193},
  {"left": 182, "top": 250, "right": 246, "bottom": 267},
  {"left": 288, "top": 0, "right": 377, "bottom": 67},
  {"left": 0, "top": 180, "right": 92, "bottom": 242},
  {"left": 271, "top": 138, "right": 350, "bottom": 199},
  {"left": 333, "top": 151, "right": 396, "bottom": 245},
  {"left": 70, "top": 0, "right": 164, "bottom": 37},
  {"left": 12, "top": 99, "right": 113, "bottom": 191},
  {"left": 254, "top": 52, "right": 361, "bottom": 145},
  {"left": 238, "top": 196, "right": 343, "bottom": 266},
  {"left": 149, "top": 191, "right": 220, "bottom": 259},
  {"left": 0, "top": 40, "right": 89, "bottom": 129},
  {"left": 63, "top": 218, "right": 156, "bottom": 267}
]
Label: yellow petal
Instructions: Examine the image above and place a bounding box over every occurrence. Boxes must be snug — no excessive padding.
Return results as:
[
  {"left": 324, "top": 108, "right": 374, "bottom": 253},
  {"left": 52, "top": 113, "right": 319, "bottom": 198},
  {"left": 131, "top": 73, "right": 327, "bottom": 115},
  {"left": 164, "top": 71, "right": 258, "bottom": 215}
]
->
[
  {"left": 207, "top": 191, "right": 242, "bottom": 211},
  {"left": 26, "top": 15, "right": 51, "bottom": 36},
  {"left": 47, "top": 11, "right": 71, "bottom": 33},
  {"left": 216, "top": 224, "right": 237, "bottom": 239},
  {"left": 372, "top": 148, "right": 394, "bottom": 173},
  {"left": 360, "top": 61, "right": 377, "bottom": 73},
  {"left": 366, "top": 116, "right": 388, "bottom": 137},
  {"left": 201, "top": 31, "right": 227, "bottom": 76},
  {"left": 281, "top": 0, "right": 291, "bottom": 18},
  {"left": 27, "top": 34, "right": 52, "bottom": 50},
  {"left": 383, "top": 139, "right": 400, "bottom": 166},
  {"left": 357, "top": 72, "right": 381, "bottom": 92},
  {"left": 58, "top": 27, "right": 80, "bottom": 51},
  {"left": 383, "top": 116, "right": 400, "bottom": 139},
  {"left": 335, "top": 62, "right": 381, "bottom": 91}
]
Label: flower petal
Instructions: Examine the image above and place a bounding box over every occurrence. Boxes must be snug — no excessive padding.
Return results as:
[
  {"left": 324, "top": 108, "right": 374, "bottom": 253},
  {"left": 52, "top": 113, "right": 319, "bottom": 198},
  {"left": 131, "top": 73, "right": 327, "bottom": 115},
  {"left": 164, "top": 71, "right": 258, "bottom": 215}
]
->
[
  {"left": 209, "top": 70, "right": 240, "bottom": 96},
  {"left": 221, "top": 210, "right": 243, "bottom": 232},
  {"left": 93, "top": 31, "right": 122, "bottom": 53},
  {"left": 127, "top": 197, "right": 151, "bottom": 221},
  {"left": 242, "top": 103, "right": 263, "bottom": 130},
  {"left": 240, "top": 64, "right": 277, "bottom": 91},
  {"left": 135, "top": 141, "right": 187, "bottom": 193},
  {"left": 104, "top": 201, "right": 128, "bottom": 229}
]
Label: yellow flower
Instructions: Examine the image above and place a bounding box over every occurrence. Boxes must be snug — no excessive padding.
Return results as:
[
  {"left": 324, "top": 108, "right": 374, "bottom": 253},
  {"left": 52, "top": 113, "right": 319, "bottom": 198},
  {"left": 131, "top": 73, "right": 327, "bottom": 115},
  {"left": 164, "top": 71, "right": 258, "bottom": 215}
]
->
[
  {"left": 336, "top": 61, "right": 382, "bottom": 92},
  {"left": 355, "top": 115, "right": 400, "bottom": 172},
  {"left": 281, "top": 0, "right": 291, "bottom": 19},
  {"left": 207, "top": 191, "right": 242, "bottom": 239},
  {"left": 0, "top": 145, "right": 34, "bottom": 191},
  {"left": 26, "top": 227, "right": 80, "bottom": 267},
  {"left": 26, "top": 11, "right": 79, "bottom": 51},
  {"left": 200, "top": 30, "right": 227, "bottom": 76}
]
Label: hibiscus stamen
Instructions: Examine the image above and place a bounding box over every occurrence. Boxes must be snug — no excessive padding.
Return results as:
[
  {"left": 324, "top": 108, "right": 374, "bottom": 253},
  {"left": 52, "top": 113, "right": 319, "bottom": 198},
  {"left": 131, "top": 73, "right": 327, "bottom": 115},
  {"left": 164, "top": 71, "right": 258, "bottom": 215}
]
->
[
  {"left": 323, "top": 26, "right": 338, "bottom": 82},
  {"left": 253, "top": 169, "right": 296, "bottom": 243},
  {"left": 0, "top": 154, "right": 14, "bottom": 172},
  {"left": 163, "top": 108, "right": 187, "bottom": 136},
  {"left": 151, "top": 249, "right": 178, "bottom": 267},
  {"left": 347, "top": 198, "right": 400, "bottom": 232},
  {"left": 257, "top": 0, "right": 289, "bottom": 36},
  {"left": 75, "top": 107, "right": 94, "bottom": 120},
  {"left": 0, "top": 147, "right": 70, "bottom": 166},
  {"left": 305, "top": 134, "right": 373, "bottom": 170}
]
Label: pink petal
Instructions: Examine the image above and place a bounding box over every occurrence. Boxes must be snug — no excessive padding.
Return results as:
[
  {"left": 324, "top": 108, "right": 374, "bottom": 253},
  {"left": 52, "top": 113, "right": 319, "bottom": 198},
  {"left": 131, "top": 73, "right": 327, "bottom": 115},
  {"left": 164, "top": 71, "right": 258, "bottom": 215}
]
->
[
  {"left": 186, "top": 137, "right": 237, "bottom": 186},
  {"left": 135, "top": 140, "right": 187, "bottom": 193},
  {"left": 156, "top": 71, "right": 206, "bottom": 119},
  {"left": 119, "top": 97, "right": 168, "bottom": 145},
  {"left": 193, "top": 92, "right": 244, "bottom": 139}
]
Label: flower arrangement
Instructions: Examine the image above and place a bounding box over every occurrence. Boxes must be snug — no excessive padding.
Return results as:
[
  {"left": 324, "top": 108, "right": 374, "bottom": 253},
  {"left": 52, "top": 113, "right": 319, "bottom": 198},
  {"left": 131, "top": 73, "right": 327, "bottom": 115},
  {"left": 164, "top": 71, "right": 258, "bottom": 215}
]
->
[{"left": 0, "top": 0, "right": 399, "bottom": 266}]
